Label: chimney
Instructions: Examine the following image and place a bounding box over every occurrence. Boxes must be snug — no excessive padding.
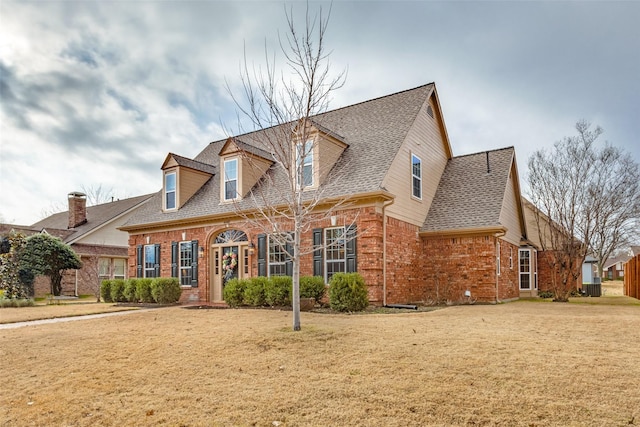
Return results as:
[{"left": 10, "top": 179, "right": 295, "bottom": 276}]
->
[{"left": 68, "top": 192, "right": 87, "bottom": 229}]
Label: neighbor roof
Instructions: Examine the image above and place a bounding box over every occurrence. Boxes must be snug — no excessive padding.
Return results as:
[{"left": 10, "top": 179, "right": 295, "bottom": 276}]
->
[
  {"left": 124, "top": 83, "right": 441, "bottom": 228},
  {"left": 421, "top": 147, "right": 516, "bottom": 233}
]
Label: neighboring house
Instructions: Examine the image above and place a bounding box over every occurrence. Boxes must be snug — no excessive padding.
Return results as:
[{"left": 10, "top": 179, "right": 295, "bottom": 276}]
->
[
  {"left": 120, "top": 83, "right": 534, "bottom": 305},
  {"left": 603, "top": 254, "right": 631, "bottom": 280},
  {"left": 4, "top": 192, "right": 152, "bottom": 296}
]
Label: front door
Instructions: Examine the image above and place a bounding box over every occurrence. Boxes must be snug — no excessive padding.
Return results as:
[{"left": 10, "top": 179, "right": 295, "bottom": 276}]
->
[{"left": 212, "top": 244, "right": 249, "bottom": 302}]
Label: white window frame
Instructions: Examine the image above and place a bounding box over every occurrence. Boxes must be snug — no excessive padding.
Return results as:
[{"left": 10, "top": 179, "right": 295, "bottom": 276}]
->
[
  {"left": 179, "top": 241, "right": 193, "bottom": 286},
  {"left": 223, "top": 158, "right": 239, "bottom": 201},
  {"left": 296, "top": 140, "right": 314, "bottom": 189},
  {"left": 144, "top": 245, "right": 156, "bottom": 278},
  {"left": 411, "top": 153, "right": 422, "bottom": 200},
  {"left": 519, "top": 248, "right": 531, "bottom": 290},
  {"left": 267, "top": 234, "right": 287, "bottom": 277},
  {"left": 113, "top": 258, "right": 126, "bottom": 280},
  {"left": 164, "top": 171, "right": 177, "bottom": 210},
  {"left": 325, "top": 226, "right": 346, "bottom": 283}
]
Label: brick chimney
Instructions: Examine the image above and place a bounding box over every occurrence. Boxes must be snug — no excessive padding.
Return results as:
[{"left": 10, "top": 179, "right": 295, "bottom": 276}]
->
[{"left": 68, "top": 192, "right": 87, "bottom": 229}]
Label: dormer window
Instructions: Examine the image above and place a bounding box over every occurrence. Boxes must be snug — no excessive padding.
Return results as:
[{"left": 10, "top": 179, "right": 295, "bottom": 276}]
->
[
  {"left": 164, "top": 171, "right": 177, "bottom": 210},
  {"left": 224, "top": 158, "right": 238, "bottom": 201},
  {"left": 296, "top": 140, "right": 314, "bottom": 188}
]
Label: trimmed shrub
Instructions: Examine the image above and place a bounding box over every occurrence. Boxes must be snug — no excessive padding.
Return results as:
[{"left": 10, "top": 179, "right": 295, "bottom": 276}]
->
[
  {"left": 223, "top": 278, "right": 247, "bottom": 308},
  {"left": 109, "top": 279, "right": 126, "bottom": 303},
  {"left": 123, "top": 279, "right": 138, "bottom": 303},
  {"left": 100, "top": 280, "right": 113, "bottom": 303},
  {"left": 329, "top": 272, "right": 369, "bottom": 312},
  {"left": 538, "top": 290, "right": 554, "bottom": 299},
  {"left": 300, "top": 276, "right": 326, "bottom": 302},
  {"left": 265, "top": 276, "right": 292, "bottom": 307},
  {"left": 0, "top": 297, "right": 35, "bottom": 308},
  {"left": 136, "top": 278, "right": 154, "bottom": 303},
  {"left": 151, "top": 278, "right": 182, "bottom": 304},
  {"left": 244, "top": 277, "right": 268, "bottom": 306}
]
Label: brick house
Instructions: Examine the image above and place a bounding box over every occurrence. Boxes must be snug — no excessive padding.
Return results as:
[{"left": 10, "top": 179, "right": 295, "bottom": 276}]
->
[
  {"left": 120, "top": 83, "right": 538, "bottom": 305},
  {"left": 12, "top": 192, "right": 153, "bottom": 296}
]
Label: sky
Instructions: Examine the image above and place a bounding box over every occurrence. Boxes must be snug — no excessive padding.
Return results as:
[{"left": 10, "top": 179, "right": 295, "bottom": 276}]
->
[{"left": 1, "top": 0, "right": 639, "bottom": 225}]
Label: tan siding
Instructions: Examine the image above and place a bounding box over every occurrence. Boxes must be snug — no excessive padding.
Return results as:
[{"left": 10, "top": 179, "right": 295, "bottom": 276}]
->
[
  {"left": 383, "top": 96, "right": 450, "bottom": 226},
  {"left": 499, "top": 164, "right": 524, "bottom": 246},
  {"left": 241, "top": 155, "right": 272, "bottom": 195},
  {"left": 179, "top": 168, "right": 211, "bottom": 208},
  {"left": 317, "top": 136, "right": 346, "bottom": 184}
]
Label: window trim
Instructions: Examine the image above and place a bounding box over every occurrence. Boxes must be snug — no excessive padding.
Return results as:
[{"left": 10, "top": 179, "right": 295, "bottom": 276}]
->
[
  {"left": 411, "top": 153, "right": 422, "bottom": 200},
  {"left": 179, "top": 241, "right": 193, "bottom": 287},
  {"left": 296, "top": 139, "right": 315, "bottom": 189},
  {"left": 144, "top": 244, "right": 157, "bottom": 278},
  {"left": 223, "top": 158, "right": 239, "bottom": 201},
  {"left": 164, "top": 171, "right": 177, "bottom": 210},
  {"left": 324, "top": 226, "right": 347, "bottom": 283},
  {"left": 267, "top": 234, "right": 288, "bottom": 277}
]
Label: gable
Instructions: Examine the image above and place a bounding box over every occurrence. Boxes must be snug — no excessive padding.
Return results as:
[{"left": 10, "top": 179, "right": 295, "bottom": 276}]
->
[{"left": 498, "top": 159, "right": 527, "bottom": 246}]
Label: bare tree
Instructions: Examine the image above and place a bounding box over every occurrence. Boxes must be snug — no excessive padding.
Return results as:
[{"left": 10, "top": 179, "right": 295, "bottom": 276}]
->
[
  {"left": 80, "top": 184, "right": 116, "bottom": 206},
  {"left": 527, "top": 120, "right": 640, "bottom": 301},
  {"left": 226, "top": 4, "right": 348, "bottom": 330}
]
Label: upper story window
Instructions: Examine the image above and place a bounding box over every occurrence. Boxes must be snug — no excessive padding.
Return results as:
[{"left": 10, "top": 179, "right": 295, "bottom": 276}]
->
[
  {"left": 411, "top": 154, "right": 422, "bottom": 199},
  {"left": 296, "top": 140, "right": 314, "bottom": 188},
  {"left": 224, "top": 158, "right": 238, "bottom": 201},
  {"left": 165, "top": 171, "right": 177, "bottom": 210}
]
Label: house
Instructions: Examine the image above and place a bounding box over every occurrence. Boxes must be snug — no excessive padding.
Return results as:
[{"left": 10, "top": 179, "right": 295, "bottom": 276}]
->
[
  {"left": 120, "top": 83, "right": 535, "bottom": 305},
  {"left": 4, "top": 192, "right": 152, "bottom": 296},
  {"left": 603, "top": 254, "right": 631, "bottom": 280}
]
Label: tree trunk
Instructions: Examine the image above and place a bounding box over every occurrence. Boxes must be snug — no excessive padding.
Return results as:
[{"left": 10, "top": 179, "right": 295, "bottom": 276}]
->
[{"left": 292, "top": 227, "right": 301, "bottom": 331}]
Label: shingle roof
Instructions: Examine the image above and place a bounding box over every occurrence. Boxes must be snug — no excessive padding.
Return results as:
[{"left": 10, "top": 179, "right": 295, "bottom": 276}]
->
[
  {"left": 166, "top": 153, "right": 216, "bottom": 175},
  {"left": 421, "top": 147, "right": 515, "bottom": 232},
  {"left": 124, "top": 84, "right": 435, "bottom": 228},
  {"left": 31, "top": 194, "right": 153, "bottom": 243}
]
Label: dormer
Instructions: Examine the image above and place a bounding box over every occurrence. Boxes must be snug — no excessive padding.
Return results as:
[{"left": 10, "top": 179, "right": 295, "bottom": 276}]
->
[
  {"left": 293, "top": 119, "right": 348, "bottom": 189},
  {"left": 161, "top": 153, "right": 215, "bottom": 211},
  {"left": 218, "top": 137, "right": 274, "bottom": 202}
]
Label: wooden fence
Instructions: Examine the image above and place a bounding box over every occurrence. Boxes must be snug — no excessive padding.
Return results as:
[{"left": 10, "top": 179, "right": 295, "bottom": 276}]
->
[{"left": 624, "top": 254, "right": 640, "bottom": 299}]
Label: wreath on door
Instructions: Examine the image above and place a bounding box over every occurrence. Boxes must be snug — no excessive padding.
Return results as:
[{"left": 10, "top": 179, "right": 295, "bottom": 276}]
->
[{"left": 222, "top": 252, "right": 237, "bottom": 280}]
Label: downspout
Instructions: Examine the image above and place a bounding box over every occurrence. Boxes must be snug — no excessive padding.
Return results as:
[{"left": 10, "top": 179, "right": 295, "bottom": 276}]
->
[
  {"left": 382, "top": 198, "right": 395, "bottom": 306},
  {"left": 494, "top": 231, "right": 506, "bottom": 304}
]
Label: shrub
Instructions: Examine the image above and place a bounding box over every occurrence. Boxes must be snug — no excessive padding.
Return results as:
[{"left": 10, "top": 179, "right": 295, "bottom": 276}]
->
[
  {"left": 223, "top": 278, "right": 247, "bottom": 308},
  {"left": 244, "top": 277, "right": 268, "bottom": 306},
  {"left": 265, "top": 276, "right": 292, "bottom": 307},
  {"left": 0, "top": 298, "right": 35, "bottom": 308},
  {"left": 109, "top": 279, "right": 126, "bottom": 302},
  {"left": 329, "top": 272, "right": 369, "bottom": 312},
  {"left": 123, "top": 279, "right": 139, "bottom": 303},
  {"left": 136, "top": 278, "right": 154, "bottom": 303},
  {"left": 538, "top": 290, "right": 554, "bottom": 299},
  {"left": 300, "top": 276, "right": 326, "bottom": 302},
  {"left": 100, "top": 280, "right": 113, "bottom": 303},
  {"left": 151, "top": 278, "right": 182, "bottom": 304}
]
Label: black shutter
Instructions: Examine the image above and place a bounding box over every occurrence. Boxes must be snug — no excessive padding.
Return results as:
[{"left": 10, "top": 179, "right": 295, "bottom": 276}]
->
[
  {"left": 313, "top": 228, "right": 323, "bottom": 277},
  {"left": 346, "top": 225, "right": 357, "bottom": 273},
  {"left": 154, "top": 244, "right": 161, "bottom": 277},
  {"left": 136, "top": 245, "right": 143, "bottom": 278},
  {"left": 285, "top": 232, "right": 294, "bottom": 277},
  {"left": 191, "top": 240, "right": 199, "bottom": 287},
  {"left": 171, "top": 241, "right": 178, "bottom": 278},
  {"left": 257, "top": 234, "right": 266, "bottom": 277}
]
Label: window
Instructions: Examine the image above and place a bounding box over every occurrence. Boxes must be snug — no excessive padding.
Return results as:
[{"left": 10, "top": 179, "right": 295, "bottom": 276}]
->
[
  {"left": 113, "top": 258, "right": 126, "bottom": 279},
  {"left": 411, "top": 154, "right": 422, "bottom": 199},
  {"left": 509, "top": 247, "right": 513, "bottom": 269},
  {"left": 99, "top": 258, "right": 110, "bottom": 281},
  {"left": 224, "top": 158, "right": 238, "bottom": 201},
  {"left": 144, "top": 245, "right": 157, "bottom": 278},
  {"left": 325, "top": 227, "right": 346, "bottom": 282},
  {"left": 519, "top": 249, "right": 531, "bottom": 289},
  {"left": 165, "top": 172, "right": 176, "bottom": 210},
  {"left": 179, "top": 241, "right": 193, "bottom": 286},
  {"left": 268, "top": 234, "right": 288, "bottom": 277},
  {"left": 296, "top": 140, "right": 314, "bottom": 188}
]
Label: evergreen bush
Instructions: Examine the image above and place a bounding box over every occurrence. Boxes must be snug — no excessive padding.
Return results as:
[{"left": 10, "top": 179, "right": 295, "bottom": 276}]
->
[
  {"left": 265, "top": 276, "right": 292, "bottom": 306},
  {"left": 123, "top": 279, "right": 138, "bottom": 303},
  {"left": 244, "top": 277, "right": 268, "bottom": 306},
  {"left": 100, "top": 280, "right": 113, "bottom": 303},
  {"left": 135, "top": 278, "right": 154, "bottom": 303},
  {"left": 329, "top": 272, "right": 369, "bottom": 312},
  {"left": 109, "top": 279, "right": 126, "bottom": 302},
  {"left": 300, "top": 276, "right": 326, "bottom": 302},
  {"left": 150, "top": 278, "right": 182, "bottom": 304},
  {"left": 223, "top": 278, "right": 247, "bottom": 308}
]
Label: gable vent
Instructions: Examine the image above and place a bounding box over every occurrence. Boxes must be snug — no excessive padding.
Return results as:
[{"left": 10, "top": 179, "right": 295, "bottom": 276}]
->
[{"left": 426, "top": 105, "right": 434, "bottom": 118}]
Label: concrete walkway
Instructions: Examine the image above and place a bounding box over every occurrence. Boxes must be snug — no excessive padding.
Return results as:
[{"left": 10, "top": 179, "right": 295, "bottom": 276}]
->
[{"left": 0, "top": 309, "right": 149, "bottom": 330}]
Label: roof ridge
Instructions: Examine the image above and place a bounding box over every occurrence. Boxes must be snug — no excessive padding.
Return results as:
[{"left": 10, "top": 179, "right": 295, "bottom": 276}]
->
[{"left": 452, "top": 146, "right": 515, "bottom": 159}]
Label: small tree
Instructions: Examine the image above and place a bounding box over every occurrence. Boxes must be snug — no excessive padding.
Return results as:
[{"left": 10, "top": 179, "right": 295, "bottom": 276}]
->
[
  {"left": 0, "top": 233, "right": 34, "bottom": 299},
  {"left": 20, "top": 234, "right": 82, "bottom": 296},
  {"left": 527, "top": 120, "right": 640, "bottom": 301}
]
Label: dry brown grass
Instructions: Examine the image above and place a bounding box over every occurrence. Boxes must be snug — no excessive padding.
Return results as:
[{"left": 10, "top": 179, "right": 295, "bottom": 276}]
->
[
  {"left": 0, "top": 303, "right": 138, "bottom": 324},
  {"left": 1, "top": 301, "right": 639, "bottom": 427}
]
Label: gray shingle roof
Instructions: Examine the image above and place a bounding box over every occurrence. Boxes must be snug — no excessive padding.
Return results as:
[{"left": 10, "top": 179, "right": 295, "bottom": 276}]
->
[
  {"left": 167, "top": 153, "right": 216, "bottom": 175},
  {"left": 124, "top": 84, "right": 435, "bottom": 228},
  {"left": 422, "top": 147, "right": 515, "bottom": 232},
  {"left": 31, "top": 194, "right": 153, "bottom": 243}
]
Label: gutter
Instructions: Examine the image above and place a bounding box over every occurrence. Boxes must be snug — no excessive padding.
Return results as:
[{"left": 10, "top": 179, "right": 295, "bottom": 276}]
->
[
  {"left": 382, "top": 198, "right": 395, "bottom": 307},
  {"left": 494, "top": 230, "right": 506, "bottom": 304}
]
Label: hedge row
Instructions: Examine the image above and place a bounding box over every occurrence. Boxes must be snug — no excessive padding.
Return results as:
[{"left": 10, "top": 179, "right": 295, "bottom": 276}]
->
[
  {"left": 100, "top": 278, "right": 181, "bottom": 304},
  {"left": 223, "top": 273, "right": 368, "bottom": 312}
]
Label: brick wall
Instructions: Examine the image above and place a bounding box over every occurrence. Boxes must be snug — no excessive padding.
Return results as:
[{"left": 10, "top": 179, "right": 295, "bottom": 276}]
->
[{"left": 537, "top": 250, "right": 581, "bottom": 293}]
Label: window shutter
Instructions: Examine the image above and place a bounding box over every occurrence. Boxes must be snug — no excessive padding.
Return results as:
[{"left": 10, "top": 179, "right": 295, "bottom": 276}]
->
[
  {"left": 136, "top": 245, "right": 143, "bottom": 278},
  {"left": 313, "top": 228, "right": 323, "bottom": 277},
  {"left": 154, "top": 244, "right": 161, "bottom": 277},
  {"left": 191, "top": 240, "right": 199, "bottom": 287},
  {"left": 257, "top": 234, "right": 266, "bottom": 277},
  {"left": 285, "top": 232, "right": 294, "bottom": 277},
  {"left": 171, "top": 241, "right": 178, "bottom": 278},
  {"left": 346, "top": 225, "right": 357, "bottom": 273}
]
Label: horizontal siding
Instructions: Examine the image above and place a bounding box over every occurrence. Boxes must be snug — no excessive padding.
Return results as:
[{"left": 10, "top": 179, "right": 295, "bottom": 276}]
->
[
  {"left": 179, "top": 169, "right": 211, "bottom": 208},
  {"left": 241, "top": 155, "right": 272, "bottom": 196},
  {"left": 317, "top": 136, "right": 346, "bottom": 184},
  {"left": 499, "top": 164, "right": 524, "bottom": 246},
  {"left": 383, "top": 96, "right": 449, "bottom": 226}
]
